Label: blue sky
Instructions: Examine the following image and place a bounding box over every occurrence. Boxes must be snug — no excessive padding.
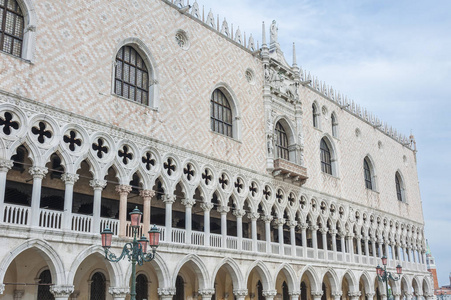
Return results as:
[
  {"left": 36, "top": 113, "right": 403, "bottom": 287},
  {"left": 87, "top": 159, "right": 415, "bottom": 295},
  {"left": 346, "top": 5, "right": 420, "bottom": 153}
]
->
[{"left": 197, "top": 0, "right": 451, "bottom": 285}]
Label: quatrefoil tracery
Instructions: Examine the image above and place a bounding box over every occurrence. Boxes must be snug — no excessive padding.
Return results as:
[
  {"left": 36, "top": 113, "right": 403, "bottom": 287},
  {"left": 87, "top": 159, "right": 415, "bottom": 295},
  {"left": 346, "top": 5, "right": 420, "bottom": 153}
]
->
[
  {"left": 163, "top": 158, "right": 176, "bottom": 176},
  {"left": 92, "top": 138, "right": 109, "bottom": 158},
  {"left": 0, "top": 112, "right": 19, "bottom": 135},
  {"left": 31, "top": 121, "right": 52, "bottom": 144},
  {"left": 183, "top": 164, "right": 195, "bottom": 181},
  {"left": 219, "top": 173, "right": 229, "bottom": 190},
  {"left": 63, "top": 130, "right": 82, "bottom": 151},
  {"left": 202, "top": 169, "right": 212, "bottom": 185},
  {"left": 142, "top": 152, "right": 156, "bottom": 171},
  {"left": 118, "top": 145, "right": 133, "bottom": 165},
  {"left": 234, "top": 177, "right": 244, "bottom": 194},
  {"left": 249, "top": 182, "right": 258, "bottom": 197}
]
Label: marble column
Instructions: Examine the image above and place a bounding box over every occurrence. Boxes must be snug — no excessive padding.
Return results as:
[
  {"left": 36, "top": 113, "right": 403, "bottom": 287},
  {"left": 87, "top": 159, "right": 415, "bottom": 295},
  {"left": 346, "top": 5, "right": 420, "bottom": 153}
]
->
[
  {"left": 289, "top": 220, "right": 297, "bottom": 256},
  {"left": 0, "top": 159, "right": 13, "bottom": 219},
  {"left": 248, "top": 212, "right": 260, "bottom": 251},
  {"left": 349, "top": 291, "right": 361, "bottom": 300},
  {"left": 320, "top": 227, "right": 328, "bottom": 258},
  {"left": 262, "top": 215, "right": 273, "bottom": 253},
  {"left": 116, "top": 185, "right": 132, "bottom": 237},
  {"left": 29, "top": 166, "right": 48, "bottom": 227},
  {"left": 332, "top": 292, "right": 343, "bottom": 300},
  {"left": 158, "top": 288, "right": 176, "bottom": 300},
  {"left": 233, "top": 289, "right": 248, "bottom": 300},
  {"left": 311, "top": 225, "right": 318, "bottom": 258},
  {"left": 50, "top": 285, "right": 75, "bottom": 300},
  {"left": 356, "top": 234, "right": 362, "bottom": 263},
  {"left": 312, "top": 291, "right": 324, "bottom": 300},
  {"left": 330, "top": 229, "right": 337, "bottom": 260},
  {"left": 378, "top": 239, "right": 384, "bottom": 258},
  {"left": 233, "top": 209, "right": 246, "bottom": 250},
  {"left": 198, "top": 289, "right": 215, "bottom": 300},
  {"left": 163, "top": 194, "right": 176, "bottom": 242},
  {"left": 300, "top": 223, "right": 308, "bottom": 257},
  {"left": 109, "top": 287, "right": 129, "bottom": 300},
  {"left": 61, "top": 173, "right": 79, "bottom": 231},
  {"left": 366, "top": 292, "right": 376, "bottom": 300},
  {"left": 217, "top": 205, "right": 230, "bottom": 248},
  {"left": 372, "top": 238, "right": 377, "bottom": 258},
  {"left": 290, "top": 291, "right": 301, "bottom": 300},
  {"left": 404, "top": 293, "right": 413, "bottom": 300},
  {"left": 140, "top": 189, "right": 155, "bottom": 234},
  {"left": 182, "top": 198, "right": 196, "bottom": 244},
  {"left": 263, "top": 290, "right": 277, "bottom": 300},
  {"left": 89, "top": 179, "right": 107, "bottom": 234},
  {"left": 276, "top": 218, "right": 285, "bottom": 255},
  {"left": 201, "top": 203, "right": 214, "bottom": 246}
]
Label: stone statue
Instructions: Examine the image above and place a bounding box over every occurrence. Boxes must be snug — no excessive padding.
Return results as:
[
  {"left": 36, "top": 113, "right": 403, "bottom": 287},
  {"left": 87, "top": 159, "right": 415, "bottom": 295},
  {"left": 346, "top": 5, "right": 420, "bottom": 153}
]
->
[{"left": 270, "top": 20, "right": 278, "bottom": 44}]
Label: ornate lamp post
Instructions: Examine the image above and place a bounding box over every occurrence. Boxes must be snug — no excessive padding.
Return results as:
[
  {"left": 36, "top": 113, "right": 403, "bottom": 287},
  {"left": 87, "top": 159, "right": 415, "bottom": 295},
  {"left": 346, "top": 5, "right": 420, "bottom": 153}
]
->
[
  {"left": 376, "top": 256, "right": 402, "bottom": 300},
  {"left": 101, "top": 207, "right": 160, "bottom": 300}
]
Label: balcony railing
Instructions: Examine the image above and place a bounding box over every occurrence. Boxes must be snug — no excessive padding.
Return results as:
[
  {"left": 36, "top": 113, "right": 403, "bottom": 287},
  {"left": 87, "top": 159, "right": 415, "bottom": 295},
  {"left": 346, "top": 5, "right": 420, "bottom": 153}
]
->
[
  {"left": 273, "top": 158, "right": 308, "bottom": 185},
  {"left": 1, "top": 205, "right": 428, "bottom": 273}
]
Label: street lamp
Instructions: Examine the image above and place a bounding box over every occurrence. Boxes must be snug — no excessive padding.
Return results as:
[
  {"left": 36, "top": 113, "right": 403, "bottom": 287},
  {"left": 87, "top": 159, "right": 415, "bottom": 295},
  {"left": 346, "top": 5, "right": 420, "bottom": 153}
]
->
[
  {"left": 101, "top": 207, "right": 160, "bottom": 300},
  {"left": 376, "top": 256, "right": 402, "bottom": 300}
]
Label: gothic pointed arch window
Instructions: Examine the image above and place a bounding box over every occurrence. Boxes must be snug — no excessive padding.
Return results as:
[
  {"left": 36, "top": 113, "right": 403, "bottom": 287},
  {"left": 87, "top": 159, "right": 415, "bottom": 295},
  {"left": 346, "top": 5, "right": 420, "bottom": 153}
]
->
[
  {"left": 320, "top": 138, "right": 332, "bottom": 175},
  {"left": 37, "top": 269, "right": 54, "bottom": 300},
  {"left": 210, "top": 88, "right": 233, "bottom": 137},
  {"left": 0, "top": 0, "right": 24, "bottom": 57},
  {"left": 115, "top": 45, "right": 150, "bottom": 105},
  {"left": 331, "top": 112, "right": 338, "bottom": 137},
  {"left": 312, "top": 103, "right": 319, "bottom": 128},
  {"left": 364, "top": 157, "right": 374, "bottom": 190},
  {"left": 275, "top": 121, "right": 289, "bottom": 160},
  {"left": 90, "top": 272, "right": 106, "bottom": 300},
  {"left": 395, "top": 172, "right": 405, "bottom": 202}
]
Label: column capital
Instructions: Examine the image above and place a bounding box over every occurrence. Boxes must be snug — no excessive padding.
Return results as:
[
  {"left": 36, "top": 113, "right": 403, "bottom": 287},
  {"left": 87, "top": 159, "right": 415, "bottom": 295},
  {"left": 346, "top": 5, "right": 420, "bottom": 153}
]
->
[
  {"left": 288, "top": 220, "right": 298, "bottom": 228},
  {"left": 261, "top": 215, "right": 273, "bottom": 223},
  {"left": 366, "top": 292, "right": 376, "bottom": 298},
  {"left": 299, "top": 223, "right": 309, "bottom": 230},
  {"left": 312, "top": 291, "right": 324, "bottom": 297},
  {"left": 289, "top": 291, "right": 301, "bottom": 296},
  {"left": 332, "top": 292, "right": 343, "bottom": 297},
  {"left": 319, "top": 226, "right": 328, "bottom": 234},
  {"left": 200, "top": 202, "right": 214, "bottom": 211},
  {"left": 348, "top": 291, "right": 362, "bottom": 298},
  {"left": 248, "top": 212, "right": 260, "bottom": 221},
  {"left": 329, "top": 229, "right": 338, "bottom": 235},
  {"left": 0, "top": 159, "right": 13, "bottom": 172},
  {"left": 182, "top": 198, "right": 196, "bottom": 208},
  {"left": 50, "top": 285, "right": 75, "bottom": 297},
  {"left": 61, "top": 173, "right": 79, "bottom": 185},
  {"left": 89, "top": 179, "right": 107, "bottom": 190},
  {"left": 233, "top": 289, "right": 248, "bottom": 297},
  {"left": 109, "top": 287, "right": 129, "bottom": 297},
  {"left": 140, "top": 189, "right": 155, "bottom": 198},
  {"left": 0, "top": 283, "right": 4, "bottom": 294},
  {"left": 404, "top": 293, "right": 413, "bottom": 298},
  {"left": 310, "top": 225, "right": 319, "bottom": 231},
  {"left": 28, "top": 166, "right": 48, "bottom": 179},
  {"left": 339, "top": 231, "right": 347, "bottom": 238},
  {"left": 198, "top": 289, "right": 216, "bottom": 296},
  {"left": 233, "top": 209, "right": 246, "bottom": 218},
  {"left": 275, "top": 218, "right": 286, "bottom": 226},
  {"left": 115, "top": 184, "right": 132, "bottom": 195},
  {"left": 158, "top": 288, "right": 176, "bottom": 296},
  {"left": 262, "top": 290, "right": 278, "bottom": 297},
  {"left": 163, "top": 194, "right": 176, "bottom": 204},
  {"left": 217, "top": 205, "right": 230, "bottom": 214}
]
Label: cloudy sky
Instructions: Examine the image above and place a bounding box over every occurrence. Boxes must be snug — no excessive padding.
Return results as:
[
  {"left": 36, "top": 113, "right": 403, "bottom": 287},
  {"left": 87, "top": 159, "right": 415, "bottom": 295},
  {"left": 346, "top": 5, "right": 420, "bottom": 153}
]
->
[{"left": 196, "top": 0, "right": 451, "bottom": 285}]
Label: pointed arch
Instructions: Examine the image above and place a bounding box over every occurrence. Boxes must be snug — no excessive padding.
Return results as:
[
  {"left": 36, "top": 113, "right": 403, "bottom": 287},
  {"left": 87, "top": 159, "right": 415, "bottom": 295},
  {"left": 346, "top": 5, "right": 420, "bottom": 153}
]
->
[
  {"left": 124, "top": 253, "right": 170, "bottom": 288},
  {"left": 67, "top": 245, "right": 123, "bottom": 287},
  {"left": 342, "top": 269, "right": 359, "bottom": 293},
  {"left": 323, "top": 268, "right": 340, "bottom": 295},
  {"left": 211, "top": 257, "right": 245, "bottom": 290},
  {"left": 275, "top": 263, "right": 299, "bottom": 293},
  {"left": 172, "top": 254, "right": 210, "bottom": 290},
  {"left": 0, "top": 239, "right": 66, "bottom": 285},
  {"left": 359, "top": 270, "right": 374, "bottom": 294},
  {"left": 245, "top": 260, "right": 273, "bottom": 291},
  {"left": 299, "top": 265, "right": 321, "bottom": 293},
  {"left": 210, "top": 83, "right": 242, "bottom": 140}
]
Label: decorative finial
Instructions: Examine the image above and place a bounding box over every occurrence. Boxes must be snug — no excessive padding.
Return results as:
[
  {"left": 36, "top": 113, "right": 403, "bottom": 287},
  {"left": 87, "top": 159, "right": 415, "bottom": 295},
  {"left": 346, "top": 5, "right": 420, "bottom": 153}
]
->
[
  {"left": 292, "top": 42, "right": 297, "bottom": 67},
  {"left": 262, "top": 21, "right": 267, "bottom": 47}
]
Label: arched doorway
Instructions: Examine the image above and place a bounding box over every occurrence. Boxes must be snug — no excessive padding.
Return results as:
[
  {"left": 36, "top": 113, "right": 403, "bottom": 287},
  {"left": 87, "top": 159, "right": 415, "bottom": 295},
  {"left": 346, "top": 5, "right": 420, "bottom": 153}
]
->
[
  {"left": 37, "top": 269, "right": 55, "bottom": 300},
  {"left": 90, "top": 272, "right": 106, "bottom": 300}
]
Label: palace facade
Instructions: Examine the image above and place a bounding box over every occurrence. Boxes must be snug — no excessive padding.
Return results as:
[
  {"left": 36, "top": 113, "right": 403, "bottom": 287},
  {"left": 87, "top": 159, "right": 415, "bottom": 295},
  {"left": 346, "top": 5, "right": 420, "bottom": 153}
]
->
[{"left": 0, "top": 0, "right": 433, "bottom": 299}]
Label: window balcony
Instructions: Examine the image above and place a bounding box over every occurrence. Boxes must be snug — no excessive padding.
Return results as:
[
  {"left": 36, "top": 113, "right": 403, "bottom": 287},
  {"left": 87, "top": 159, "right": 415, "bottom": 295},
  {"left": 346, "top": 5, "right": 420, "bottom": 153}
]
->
[{"left": 273, "top": 158, "right": 308, "bottom": 185}]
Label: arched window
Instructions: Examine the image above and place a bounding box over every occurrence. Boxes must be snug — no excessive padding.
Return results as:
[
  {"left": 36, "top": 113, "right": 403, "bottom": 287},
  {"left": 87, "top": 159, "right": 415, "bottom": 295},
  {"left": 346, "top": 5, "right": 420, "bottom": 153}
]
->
[
  {"left": 395, "top": 172, "right": 404, "bottom": 202},
  {"left": 312, "top": 104, "right": 319, "bottom": 128},
  {"left": 275, "top": 121, "right": 289, "bottom": 160},
  {"left": 210, "top": 89, "right": 232, "bottom": 137},
  {"left": 136, "top": 274, "right": 148, "bottom": 300},
  {"left": 90, "top": 272, "right": 106, "bottom": 300},
  {"left": 331, "top": 113, "right": 338, "bottom": 137},
  {"left": 364, "top": 158, "right": 373, "bottom": 190},
  {"left": 37, "top": 269, "right": 54, "bottom": 300},
  {"left": 0, "top": 0, "right": 24, "bottom": 58},
  {"left": 320, "top": 138, "right": 332, "bottom": 175},
  {"left": 300, "top": 281, "right": 307, "bottom": 300},
  {"left": 174, "top": 275, "right": 184, "bottom": 300},
  {"left": 115, "top": 45, "right": 149, "bottom": 105}
]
